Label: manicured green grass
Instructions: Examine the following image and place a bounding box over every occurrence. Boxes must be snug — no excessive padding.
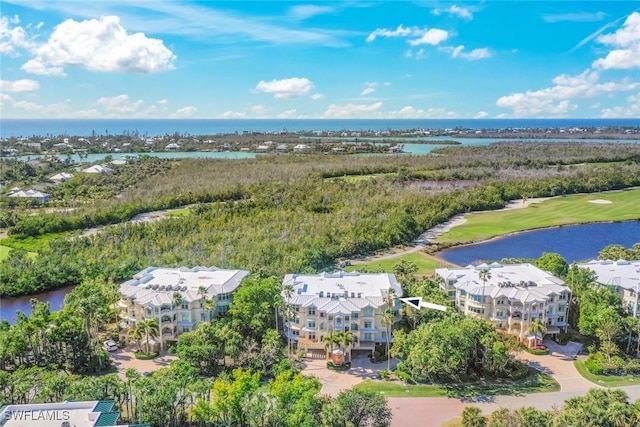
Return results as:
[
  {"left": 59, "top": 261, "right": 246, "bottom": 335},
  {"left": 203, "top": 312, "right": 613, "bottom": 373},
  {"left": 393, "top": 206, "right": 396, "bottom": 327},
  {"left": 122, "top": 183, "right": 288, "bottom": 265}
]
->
[
  {"left": 354, "top": 371, "right": 559, "bottom": 398},
  {"left": 0, "top": 245, "right": 12, "bottom": 261},
  {"left": 134, "top": 351, "right": 159, "bottom": 360},
  {"left": 574, "top": 360, "right": 640, "bottom": 387},
  {"left": 165, "top": 207, "right": 191, "bottom": 217},
  {"left": 436, "top": 188, "right": 640, "bottom": 245},
  {"left": 1, "top": 232, "right": 71, "bottom": 252},
  {"left": 345, "top": 252, "right": 454, "bottom": 276},
  {"left": 354, "top": 379, "right": 448, "bottom": 397}
]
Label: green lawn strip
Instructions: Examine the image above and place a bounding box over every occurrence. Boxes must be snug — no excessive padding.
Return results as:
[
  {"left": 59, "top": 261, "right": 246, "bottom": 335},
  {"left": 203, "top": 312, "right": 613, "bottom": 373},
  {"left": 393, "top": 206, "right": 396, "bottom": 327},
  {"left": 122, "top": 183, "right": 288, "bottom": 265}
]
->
[
  {"left": 354, "top": 371, "right": 558, "bottom": 398},
  {"left": 345, "top": 252, "right": 454, "bottom": 276},
  {"left": 436, "top": 188, "right": 640, "bottom": 245},
  {"left": 164, "top": 207, "right": 191, "bottom": 217},
  {"left": 0, "top": 245, "right": 13, "bottom": 261},
  {"left": 326, "top": 173, "right": 398, "bottom": 182},
  {"left": 574, "top": 360, "right": 640, "bottom": 387},
  {"left": 0, "top": 231, "right": 72, "bottom": 252}
]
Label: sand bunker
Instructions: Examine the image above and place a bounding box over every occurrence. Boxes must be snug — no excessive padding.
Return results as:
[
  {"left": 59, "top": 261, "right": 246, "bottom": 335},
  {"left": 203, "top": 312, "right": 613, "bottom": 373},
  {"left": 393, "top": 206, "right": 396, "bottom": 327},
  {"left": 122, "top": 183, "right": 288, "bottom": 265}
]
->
[{"left": 588, "top": 199, "right": 613, "bottom": 204}]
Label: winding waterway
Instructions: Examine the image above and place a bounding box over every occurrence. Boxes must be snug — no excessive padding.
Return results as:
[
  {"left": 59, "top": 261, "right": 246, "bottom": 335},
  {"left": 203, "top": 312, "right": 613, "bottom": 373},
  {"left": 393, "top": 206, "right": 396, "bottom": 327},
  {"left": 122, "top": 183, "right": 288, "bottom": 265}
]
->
[{"left": 438, "top": 221, "right": 640, "bottom": 266}]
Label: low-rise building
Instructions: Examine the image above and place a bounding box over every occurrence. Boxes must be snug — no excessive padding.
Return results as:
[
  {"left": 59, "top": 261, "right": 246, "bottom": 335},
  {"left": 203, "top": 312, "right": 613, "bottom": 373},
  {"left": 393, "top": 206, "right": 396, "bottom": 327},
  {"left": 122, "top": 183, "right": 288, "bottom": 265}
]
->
[
  {"left": 82, "top": 164, "right": 113, "bottom": 174},
  {"left": 50, "top": 172, "right": 75, "bottom": 183},
  {"left": 0, "top": 400, "right": 148, "bottom": 427},
  {"left": 118, "top": 266, "right": 250, "bottom": 350},
  {"left": 436, "top": 263, "right": 570, "bottom": 344},
  {"left": 577, "top": 259, "right": 640, "bottom": 316},
  {"left": 6, "top": 188, "right": 49, "bottom": 203},
  {"left": 282, "top": 271, "right": 403, "bottom": 357}
]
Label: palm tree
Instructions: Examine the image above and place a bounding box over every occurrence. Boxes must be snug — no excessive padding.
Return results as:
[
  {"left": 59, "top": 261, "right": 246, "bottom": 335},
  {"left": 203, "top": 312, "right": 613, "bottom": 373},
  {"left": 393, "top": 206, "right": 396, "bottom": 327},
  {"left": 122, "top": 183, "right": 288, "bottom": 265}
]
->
[
  {"left": 478, "top": 269, "right": 491, "bottom": 315},
  {"left": 528, "top": 318, "right": 547, "bottom": 348},
  {"left": 281, "top": 284, "right": 295, "bottom": 356},
  {"left": 127, "top": 327, "right": 143, "bottom": 352},
  {"left": 197, "top": 286, "right": 208, "bottom": 321},
  {"left": 381, "top": 308, "right": 395, "bottom": 370},
  {"left": 172, "top": 291, "right": 183, "bottom": 311},
  {"left": 321, "top": 332, "right": 339, "bottom": 360},
  {"left": 138, "top": 318, "right": 159, "bottom": 355},
  {"left": 336, "top": 330, "right": 355, "bottom": 363},
  {"left": 125, "top": 368, "right": 140, "bottom": 423}
]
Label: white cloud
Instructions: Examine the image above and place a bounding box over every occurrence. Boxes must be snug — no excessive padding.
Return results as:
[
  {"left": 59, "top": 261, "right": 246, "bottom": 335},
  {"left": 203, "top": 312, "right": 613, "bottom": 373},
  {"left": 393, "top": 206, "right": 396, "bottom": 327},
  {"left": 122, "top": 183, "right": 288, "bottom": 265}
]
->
[
  {"left": 600, "top": 92, "right": 640, "bottom": 117},
  {"left": 496, "top": 69, "right": 639, "bottom": 117},
  {"left": 386, "top": 106, "right": 458, "bottom": 118},
  {"left": 408, "top": 29, "right": 450, "bottom": 46},
  {"left": 96, "top": 94, "right": 144, "bottom": 113},
  {"left": 254, "top": 77, "right": 313, "bottom": 99},
  {"left": 541, "top": 11, "right": 606, "bottom": 23},
  {"left": 251, "top": 105, "right": 270, "bottom": 115},
  {"left": 27, "top": 16, "right": 176, "bottom": 75},
  {"left": 361, "top": 87, "right": 375, "bottom": 96},
  {"left": 219, "top": 110, "right": 247, "bottom": 119},
  {"left": 0, "top": 79, "right": 40, "bottom": 93},
  {"left": 310, "top": 93, "right": 325, "bottom": 100},
  {"left": 21, "top": 59, "right": 66, "bottom": 76},
  {"left": 592, "top": 12, "right": 640, "bottom": 70},
  {"left": 276, "top": 108, "right": 298, "bottom": 118},
  {"left": 157, "top": 99, "right": 169, "bottom": 105},
  {"left": 324, "top": 102, "right": 384, "bottom": 118},
  {"left": 0, "top": 14, "right": 35, "bottom": 55},
  {"left": 432, "top": 5, "right": 473, "bottom": 20},
  {"left": 367, "top": 25, "right": 449, "bottom": 46},
  {"left": 441, "top": 45, "right": 492, "bottom": 60},
  {"left": 289, "top": 5, "right": 334, "bottom": 20},
  {"left": 474, "top": 111, "right": 489, "bottom": 119},
  {"left": 172, "top": 106, "right": 197, "bottom": 117}
]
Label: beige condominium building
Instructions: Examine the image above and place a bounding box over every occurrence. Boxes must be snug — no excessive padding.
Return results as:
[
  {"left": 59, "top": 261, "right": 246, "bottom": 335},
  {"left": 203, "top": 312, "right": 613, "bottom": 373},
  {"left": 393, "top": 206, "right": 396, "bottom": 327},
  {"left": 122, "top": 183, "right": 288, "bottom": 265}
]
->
[
  {"left": 282, "top": 272, "right": 403, "bottom": 356},
  {"left": 577, "top": 259, "right": 640, "bottom": 316},
  {"left": 118, "top": 266, "right": 250, "bottom": 350},
  {"left": 436, "top": 263, "right": 571, "bottom": 345}
]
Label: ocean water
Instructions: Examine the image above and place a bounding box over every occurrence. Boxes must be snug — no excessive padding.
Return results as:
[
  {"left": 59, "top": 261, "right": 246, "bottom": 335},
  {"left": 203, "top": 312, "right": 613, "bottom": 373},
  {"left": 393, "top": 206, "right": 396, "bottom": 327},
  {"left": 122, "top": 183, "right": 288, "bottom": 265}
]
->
[{"left": 1, "top": 118, "right": 639, "bottom": 138}]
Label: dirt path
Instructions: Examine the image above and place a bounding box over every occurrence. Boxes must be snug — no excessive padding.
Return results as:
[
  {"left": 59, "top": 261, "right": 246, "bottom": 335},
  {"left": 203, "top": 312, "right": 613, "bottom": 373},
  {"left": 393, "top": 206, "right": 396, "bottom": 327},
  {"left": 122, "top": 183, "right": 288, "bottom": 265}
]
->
[
  {"left": 348, "top": 197, "right": 551, "bottom": 266},
  {"left": 79, "top": 207, "right": 187, "bottom": 238}
]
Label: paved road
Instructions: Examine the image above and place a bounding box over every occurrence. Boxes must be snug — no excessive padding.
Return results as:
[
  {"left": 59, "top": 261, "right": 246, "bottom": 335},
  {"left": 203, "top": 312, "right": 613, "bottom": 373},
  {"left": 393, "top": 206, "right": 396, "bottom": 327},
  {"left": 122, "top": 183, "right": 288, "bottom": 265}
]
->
[{"left": 388, "top": 340, "right": 640, "bottom": 426}]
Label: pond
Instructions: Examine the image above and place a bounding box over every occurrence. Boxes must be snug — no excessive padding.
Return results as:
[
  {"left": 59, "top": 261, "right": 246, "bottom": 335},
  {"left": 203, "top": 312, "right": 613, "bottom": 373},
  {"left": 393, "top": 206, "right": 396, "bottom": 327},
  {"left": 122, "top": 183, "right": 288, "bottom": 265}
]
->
[
  {"left": 0, "top": 285, "right": 74, "bottom": 324},
  {"left": 438, "top": 221, "right": 640, "bottom": 266}
]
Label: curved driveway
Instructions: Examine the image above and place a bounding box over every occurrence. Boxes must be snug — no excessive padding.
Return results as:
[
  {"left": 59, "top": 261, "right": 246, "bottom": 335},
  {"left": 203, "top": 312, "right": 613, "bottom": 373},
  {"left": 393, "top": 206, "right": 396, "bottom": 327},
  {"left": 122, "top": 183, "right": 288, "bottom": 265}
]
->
[{"left": 388, "top": 340, "right": 640, "bottom": 426}]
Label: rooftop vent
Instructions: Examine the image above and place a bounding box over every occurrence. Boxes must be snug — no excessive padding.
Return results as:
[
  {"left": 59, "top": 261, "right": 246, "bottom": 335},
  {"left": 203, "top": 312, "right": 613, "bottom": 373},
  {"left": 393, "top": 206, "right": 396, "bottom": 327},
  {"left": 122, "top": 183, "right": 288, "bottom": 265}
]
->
[{"left": 166, "top": 285, "right": 172, "bottom": 291}]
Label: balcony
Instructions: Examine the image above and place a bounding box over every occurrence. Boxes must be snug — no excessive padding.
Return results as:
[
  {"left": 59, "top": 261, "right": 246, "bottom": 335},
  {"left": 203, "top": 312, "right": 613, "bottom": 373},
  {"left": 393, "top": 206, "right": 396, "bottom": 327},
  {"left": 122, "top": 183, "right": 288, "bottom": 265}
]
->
[
  {"left": 302, "top": 326, "right": 317, "bottom": 332},
  {"left": 160, "top": 307, "right": 174, "bottom": 314},
  {"left": 530, "top": 311, "right": 540, "bottom": 318},
  {"left": 356, "top": 341, "right": 375, "bottom": 350},
  {"left": 297, "top": 337, "right": 324, "bottom": 350},
  {"left": 117, "top": 300, "right": 129, "bottom": 308}
]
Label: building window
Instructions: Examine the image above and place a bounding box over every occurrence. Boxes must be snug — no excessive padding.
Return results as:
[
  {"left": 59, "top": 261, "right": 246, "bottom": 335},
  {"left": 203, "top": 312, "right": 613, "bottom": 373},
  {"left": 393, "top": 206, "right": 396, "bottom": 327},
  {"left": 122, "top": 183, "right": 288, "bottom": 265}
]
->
[
  {"left": 182, "top": 326, "right": 190, "bottom": 333},
  {"left": 294, "top": 316, "right": 300, "bottom": 324},
  {"left": 363, "top": 307, "right": 374, "bottom": 317},
  {"left": 219, "top": 293, "right": 231, "bottom": 301},
  {"left": 496, "top": 298, "right": 505, "bottom": 305},
  {"left": 351, "top": 312, "right": 359, "bottom": 319},
  {"left": 448, "top": 290, "right": 456, "bottom": 298},
  {"left": 345, "top": 315, "right": 350, "bottom": 322},
  {"left": 181, "top": 301, "right": 189, "bottom": 310},
  {"left": 308, "top": 307, "right": 316, "bottom": 316},
  {"left": 294, "top": 305, "right": 300, "bottom": 312},
  {"left": 320, "top": 312, "right": 325, "bottom": 318},
  {"left": 309, "top": 333, "right": 316, "bottom": 340},
  {"left": 292, "top": 329, "right": 299, "bottom": 336},
  {"left": 558, "top": 304, "right": 566, "bottom": 312},
  {"left": 320, "top": 322, "right": 325, "bottom": 330},
  {"left": 559, "top": 293, "right": 567, "bottom": 300},
  {"left": 470, "top": 294, "right": 483, "bottom": 303},
  {"left": 218, "top": 305, "right": 229, "bottom": 314},
  {"left": 549, "top": 296, "right": 555, "bottom": 302},
  {"left": 351, "top": 323, "right": 358, "bottom": 331},
  {"left": 364, "top": 320, "right": 373, "bottom": 329},
  {"left": 363, "top": 333, "right": 372, "bottom": 341},
  {"left": 496, "top": 310, "right": 504, "bottom": 317},
  {"left": 558, "top": 317, "right": 565, "bottom": 323},
  {"left": 308, "top": 320, "right": 316, "bottom": 328},
  {"left": 459, "top": 290, "right": 467, "bottom": 297},
  {"left": 201, "top": 312, "right": 207, "bottom": 321},
  {"left": 469, "top": 307, "right": 484, "bottom": 314},
  {"left": 381, "top": 331, "right": 387, "bottom": 339}
]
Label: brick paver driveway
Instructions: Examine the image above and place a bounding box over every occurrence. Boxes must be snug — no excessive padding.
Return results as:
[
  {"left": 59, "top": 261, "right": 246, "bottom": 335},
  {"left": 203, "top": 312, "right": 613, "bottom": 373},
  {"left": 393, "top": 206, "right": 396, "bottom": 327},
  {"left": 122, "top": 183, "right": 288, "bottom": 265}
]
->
[{"left": 108, "top": 344, "right": 177, "bottom": 378}]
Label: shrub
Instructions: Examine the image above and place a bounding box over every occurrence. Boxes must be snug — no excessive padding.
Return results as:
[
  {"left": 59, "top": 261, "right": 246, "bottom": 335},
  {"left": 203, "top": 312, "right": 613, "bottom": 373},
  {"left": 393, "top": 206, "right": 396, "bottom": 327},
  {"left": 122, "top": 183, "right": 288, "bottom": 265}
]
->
[
  {"left": 379, "top": 369, "right": 391, "bottom": 380},
  {"left": 134, "top": 351, "right": 159, "bottom": 360},
  {"left": 395, "top": 370, "right": 413, "bottom": 383},
  {"left": 554, "top": 332, "right": 572, "bottom": 345},
  {"left": 525, "top": 345, "right": 550, "bottom": 355},
  {"left": 327, "top": 361, "right": 351, "bottom": 371},
  {"left": 585, "top": 358, "right": 604, "bottom": 375}
]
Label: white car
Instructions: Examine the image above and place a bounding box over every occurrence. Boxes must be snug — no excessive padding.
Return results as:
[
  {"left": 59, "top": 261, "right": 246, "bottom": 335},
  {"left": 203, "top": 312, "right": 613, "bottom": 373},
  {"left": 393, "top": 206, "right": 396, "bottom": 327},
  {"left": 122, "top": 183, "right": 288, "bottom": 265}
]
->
[{"left": 103, "top": 339, "right": 118, "bottom": 352}]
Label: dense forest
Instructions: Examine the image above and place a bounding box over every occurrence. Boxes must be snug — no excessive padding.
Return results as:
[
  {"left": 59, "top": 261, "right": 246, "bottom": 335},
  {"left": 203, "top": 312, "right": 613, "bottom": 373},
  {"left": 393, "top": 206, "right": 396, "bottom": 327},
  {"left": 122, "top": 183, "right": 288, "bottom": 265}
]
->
[{"left": 2, "top": 142, "right": 640, "bottom": 297}]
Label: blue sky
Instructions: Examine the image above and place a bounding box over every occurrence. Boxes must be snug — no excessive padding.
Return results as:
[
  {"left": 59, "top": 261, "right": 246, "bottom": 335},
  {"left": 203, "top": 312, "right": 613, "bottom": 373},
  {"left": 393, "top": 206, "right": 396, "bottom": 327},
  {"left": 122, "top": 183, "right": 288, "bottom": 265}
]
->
[{"left": 1, "top": 1, "right": 639, "bottom": 119}]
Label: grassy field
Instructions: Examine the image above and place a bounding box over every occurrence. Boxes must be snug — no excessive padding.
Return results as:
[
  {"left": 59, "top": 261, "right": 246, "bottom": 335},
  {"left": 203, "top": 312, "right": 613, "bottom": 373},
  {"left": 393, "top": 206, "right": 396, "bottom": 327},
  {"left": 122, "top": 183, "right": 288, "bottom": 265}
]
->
[
  {"left": 354, "top": 370, "right": 559, "bottom": 398},
  {"left": 326, "top": 172, "right": 398, "bottom": 183},
  {"left": 345, "top": 251, "right": 454, "bottom": 276},
  {"left": 0, "top": 245, "right": 12, "bottom": 262},
  {"left": 0, "top": 231, "right": 71, "bottom": 252},
  {"left": 436, "top": 188, "right": 640, "bottom": 245},
  {"left": 574, "top": 360, "right": 640, "bottom": 387},
  {"left": 164, "top": 207, "right": 191, "bottom": 217}
]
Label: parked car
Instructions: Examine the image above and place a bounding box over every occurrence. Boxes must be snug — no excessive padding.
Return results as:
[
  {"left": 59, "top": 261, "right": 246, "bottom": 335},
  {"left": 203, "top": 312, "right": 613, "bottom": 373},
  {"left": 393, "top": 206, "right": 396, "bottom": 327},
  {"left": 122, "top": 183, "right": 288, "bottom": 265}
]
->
[{"left": 103, "top": 339, "right": 118, "bottom": 352}]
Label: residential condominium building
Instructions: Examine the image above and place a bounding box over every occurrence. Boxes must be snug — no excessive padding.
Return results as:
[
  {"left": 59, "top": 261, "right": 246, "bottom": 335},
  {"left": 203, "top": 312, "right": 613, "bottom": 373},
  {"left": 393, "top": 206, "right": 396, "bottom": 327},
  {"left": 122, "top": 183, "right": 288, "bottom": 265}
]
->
[
  {"left": 282, "top": 271, "right": 403, "bottom": 355},
  {"left": 577, "top": 259, "right": 640, "bottom": 317},
  {"left": 436, "top": 263, "right": 571, "bottom": 344},
  {"left": 0, "top": 400, "right": 149, "bottom": 427},
  {"left": 118, "top": 266, "right": 250, "bottom": 350}
]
